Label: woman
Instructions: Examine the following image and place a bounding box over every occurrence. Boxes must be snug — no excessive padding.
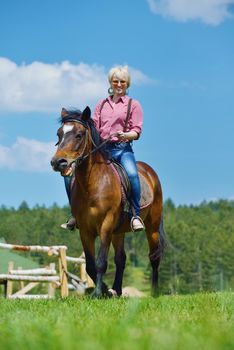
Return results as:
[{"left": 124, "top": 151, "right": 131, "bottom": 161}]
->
[
  {"left": 62, "top": 65, "right": 144, "bottom": 232},
  {"left": 92, "top": 65, "right": 144, "bottom": 232}
]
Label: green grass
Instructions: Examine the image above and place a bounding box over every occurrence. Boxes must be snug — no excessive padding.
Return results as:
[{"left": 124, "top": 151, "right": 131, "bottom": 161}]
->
[{"left": 0, "top": 292, "right": 233, "bottom": 350}]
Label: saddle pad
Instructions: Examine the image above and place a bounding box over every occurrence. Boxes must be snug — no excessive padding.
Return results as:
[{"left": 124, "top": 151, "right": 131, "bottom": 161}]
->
[
  {"left": 139, "top": 172, "right": 154, "bottom": 209},
  {"left": 111, "top": 163, "right": 154, "bottom": 210}
]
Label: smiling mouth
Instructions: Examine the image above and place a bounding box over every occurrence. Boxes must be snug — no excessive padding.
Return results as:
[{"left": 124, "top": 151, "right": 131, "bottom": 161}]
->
[{"left": 115, "top": 88, "right": 124, "bottom": 93}]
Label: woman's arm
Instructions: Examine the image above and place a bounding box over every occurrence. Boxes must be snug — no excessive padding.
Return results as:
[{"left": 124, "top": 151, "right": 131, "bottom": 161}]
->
[
  {"left": 117, "top": 100, "right": 143, "bottom": 141},
  {"left": 92, "top": 100, "right": 103, "bottom": 130}
]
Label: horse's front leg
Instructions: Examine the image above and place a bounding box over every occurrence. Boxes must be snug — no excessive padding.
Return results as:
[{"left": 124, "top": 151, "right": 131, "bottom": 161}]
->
[
  {"left": 80, "top": 233, "right": 97, "bottom": 285},
  {"left": 92, "top": 236, "right": 111, "bottom": 298},
  {"left": 92, "top": 221, "right": 113, "bottom": 298}
]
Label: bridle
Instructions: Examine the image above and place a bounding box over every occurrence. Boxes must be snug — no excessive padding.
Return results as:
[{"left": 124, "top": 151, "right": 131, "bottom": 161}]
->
[{"left": 61, "top": 118, "right": 118, "bottom": 167}]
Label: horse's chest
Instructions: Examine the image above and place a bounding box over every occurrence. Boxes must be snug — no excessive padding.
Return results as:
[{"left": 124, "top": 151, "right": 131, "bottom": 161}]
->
[{"left": 77, "top": 202, "right": 99, "bottom": 218}]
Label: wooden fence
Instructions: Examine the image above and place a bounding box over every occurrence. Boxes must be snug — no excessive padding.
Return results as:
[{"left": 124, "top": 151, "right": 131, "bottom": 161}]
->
[{"left": 0, "top": 243, "right": 94, "bottom": 298}]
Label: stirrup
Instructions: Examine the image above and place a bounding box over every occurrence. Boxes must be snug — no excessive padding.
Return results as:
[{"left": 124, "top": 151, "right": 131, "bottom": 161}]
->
[{"left": 130, "top": 216, "right": 145, "bottom": 232}]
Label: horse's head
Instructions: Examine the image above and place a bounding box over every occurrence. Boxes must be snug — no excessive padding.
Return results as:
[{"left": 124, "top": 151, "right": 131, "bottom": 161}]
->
[{"left": 50, "top": 106, "right": 92, "bottom": 176}]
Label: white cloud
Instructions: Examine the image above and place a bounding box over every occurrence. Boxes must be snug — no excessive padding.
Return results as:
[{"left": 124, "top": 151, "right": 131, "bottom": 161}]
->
[
  {"left": 0, "top": 137, "right": 54, "bottom": 172},
  {"left": 147, "top": 0, "right": 234, "bottom": 25},
  {"left": 0, "top": 57, "right": 151, "bottom": 113}
]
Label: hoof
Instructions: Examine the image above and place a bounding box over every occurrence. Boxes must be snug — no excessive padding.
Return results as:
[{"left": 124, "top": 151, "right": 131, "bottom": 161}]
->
[
  {"left": 108, "top": 289, "right": 118, "bottom": 297},
  {"left": 90, "top": 289, "right": 103, "bottom": 299}
]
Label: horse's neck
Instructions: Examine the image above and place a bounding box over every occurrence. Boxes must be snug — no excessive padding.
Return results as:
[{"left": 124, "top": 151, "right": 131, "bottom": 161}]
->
[{"left": 74, "top": 152, "right": 109, "bottom": 188}]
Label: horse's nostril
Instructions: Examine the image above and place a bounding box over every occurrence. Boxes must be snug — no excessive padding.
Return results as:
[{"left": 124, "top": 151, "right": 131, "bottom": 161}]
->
[
  {"left": 57, "top": 158, "right": 68, "bottom": 168},
  {"left": 50, "top": 157, "right": 68, "bottom": 170},
  {"left": 56, "top": 158, "right": 68, "bottom": 171}
]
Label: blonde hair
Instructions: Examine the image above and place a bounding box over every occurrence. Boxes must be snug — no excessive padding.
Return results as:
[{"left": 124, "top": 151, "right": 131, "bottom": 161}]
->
[{"left": 108, "top": 65, "right": 131, "bottom": 87}]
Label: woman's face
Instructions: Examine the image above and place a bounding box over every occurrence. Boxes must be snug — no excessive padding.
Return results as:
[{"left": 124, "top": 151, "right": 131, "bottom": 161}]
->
[{"left": 111, "top": 75, "right": 128, "bottom": 96}]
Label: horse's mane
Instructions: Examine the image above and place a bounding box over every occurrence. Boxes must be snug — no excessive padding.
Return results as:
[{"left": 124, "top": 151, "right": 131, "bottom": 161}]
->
[{"left": 59, "top": 109, "right": 110, "bottom": 160}]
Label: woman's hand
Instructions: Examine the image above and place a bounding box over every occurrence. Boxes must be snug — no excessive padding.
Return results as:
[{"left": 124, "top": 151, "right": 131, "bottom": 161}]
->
[
  {"left": 117, "top": 130, "right": 139, "bottom": 141},
  {"left": 117, "top": 131, "right": 128, "bottom": 141}
]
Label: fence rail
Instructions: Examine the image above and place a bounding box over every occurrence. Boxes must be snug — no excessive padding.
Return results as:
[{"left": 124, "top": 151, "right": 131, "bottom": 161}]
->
[
  {"left": 0, "top": 243, "right": 85, "bottom": 263},
  {"left": 0, "top": 242, "right": 94, "bottom": 299}
]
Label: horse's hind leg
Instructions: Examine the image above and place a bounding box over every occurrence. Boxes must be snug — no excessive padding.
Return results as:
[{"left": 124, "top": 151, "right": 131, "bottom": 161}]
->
[
  {"left": 111, "top": 233, "right": 126, "bottom": 296},
  {"left": 145, "top": 219, "right": 162, "bottom": 297}
]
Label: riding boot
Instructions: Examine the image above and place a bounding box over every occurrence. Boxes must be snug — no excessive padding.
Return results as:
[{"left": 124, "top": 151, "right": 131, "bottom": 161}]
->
[
  {"left": 130, "top": 215, "right": 145, "bottom": 232},
  {"left": 61, "top": 176, "right": 77, "bottom": 230},
  {"left": 61, "top": 216, "right": 77, "bottom": 230}
]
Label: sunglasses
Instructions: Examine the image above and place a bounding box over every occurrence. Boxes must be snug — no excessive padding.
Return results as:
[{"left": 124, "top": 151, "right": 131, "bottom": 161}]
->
[{"left": 112, "top": 79, "right": 127, "bottom": 85}]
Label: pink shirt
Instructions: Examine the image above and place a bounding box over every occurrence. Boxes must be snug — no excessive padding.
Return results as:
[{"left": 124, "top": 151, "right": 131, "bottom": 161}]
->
[{"left": 92, "top": 95, "right": 143, "bottom": 141}]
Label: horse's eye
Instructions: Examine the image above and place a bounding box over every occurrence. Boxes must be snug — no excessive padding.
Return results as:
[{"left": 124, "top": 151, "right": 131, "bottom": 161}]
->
[{"left": 76, "top": 133, "right": 83, "bottom": 140}]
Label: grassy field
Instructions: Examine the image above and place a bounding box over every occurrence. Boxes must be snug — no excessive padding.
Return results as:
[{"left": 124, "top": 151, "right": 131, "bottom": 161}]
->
[{"left": 0, "top": 292, "right": 233, "bottom": 350}]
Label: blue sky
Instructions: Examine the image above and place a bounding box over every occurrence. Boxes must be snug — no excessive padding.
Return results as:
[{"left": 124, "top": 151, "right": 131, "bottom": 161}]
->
[{"left": 0, "top": 0, "right": 233, "bottom": 208}]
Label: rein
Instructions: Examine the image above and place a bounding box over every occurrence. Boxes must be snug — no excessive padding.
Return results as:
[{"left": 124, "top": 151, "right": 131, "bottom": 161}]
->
[
  {"left": 75, "top": 129, "right": 89, "bottom": 166},
  {"left": 76, "top": 131, "right": 118, "bottom": 166}
]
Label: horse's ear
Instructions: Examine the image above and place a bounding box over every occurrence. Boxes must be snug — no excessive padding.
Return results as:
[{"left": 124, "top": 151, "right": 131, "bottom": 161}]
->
[
  {"left": 81, "top": 106, "right": 91, "bottom": 122},
  {"left": 61, "top": 108, "right": 68, "bottom": 118}
]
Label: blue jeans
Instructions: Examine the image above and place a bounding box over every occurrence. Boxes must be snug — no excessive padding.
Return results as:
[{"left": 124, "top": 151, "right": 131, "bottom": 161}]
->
[
  {"left": 64, "top": 142, "right": 141, "bottom": 216},
  {"left": 64, "top": 176, "right": 72, "bottom": 204},
  {"left": 106, "top": 142, "right": 141, "bottom": 216}
]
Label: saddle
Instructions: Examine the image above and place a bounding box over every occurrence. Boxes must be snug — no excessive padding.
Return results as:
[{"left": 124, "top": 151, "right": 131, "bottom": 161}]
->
[{"left": 110, "top": 160, "right": 154, "bottom": 210}]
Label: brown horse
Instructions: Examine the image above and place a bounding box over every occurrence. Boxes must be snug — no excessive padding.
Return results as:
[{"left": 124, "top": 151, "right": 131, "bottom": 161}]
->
[{"left": 51, "top": 107, "right": 166, "bottom": 297}]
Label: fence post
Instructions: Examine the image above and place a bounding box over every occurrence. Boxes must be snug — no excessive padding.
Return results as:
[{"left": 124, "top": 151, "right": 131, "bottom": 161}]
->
[
  {"left": 58, "top": 248, "right": 68, "bottom": 298},
  {"left": 18, "top": 266, "right": 25, "bottom": 290},
  {"left": 6, "top": 261, "right": 14, "bottom": 298},
  {"left": 48, "top": 263, "right": 56, "bottom": 298}
]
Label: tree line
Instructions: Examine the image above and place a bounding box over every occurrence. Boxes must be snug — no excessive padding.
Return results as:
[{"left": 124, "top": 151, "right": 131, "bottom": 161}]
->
[{"left": 0, "top": 199, "right": 233, "bottom": 294}]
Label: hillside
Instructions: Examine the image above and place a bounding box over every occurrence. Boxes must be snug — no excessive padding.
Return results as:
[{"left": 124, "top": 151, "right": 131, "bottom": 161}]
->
[
  {"left": 0, "top": 199, "right": 233, "bottom": 294},
  {"left": 0, "top": 249, "right": 39, "bottom": 273}
]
